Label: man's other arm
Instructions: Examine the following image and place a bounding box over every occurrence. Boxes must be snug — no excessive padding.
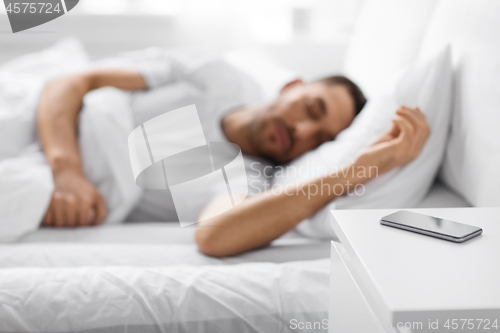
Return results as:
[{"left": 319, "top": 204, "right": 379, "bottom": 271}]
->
[
  {"left": 196, "top": 107, "right": 430, "bottom": 257},
  {"left": 37, "top": 68, "right": 147, "bottom": 227}
]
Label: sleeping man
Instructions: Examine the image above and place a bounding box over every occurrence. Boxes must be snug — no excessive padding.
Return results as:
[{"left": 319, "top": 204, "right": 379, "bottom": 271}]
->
[{"left": 37, "top": 49, "right": 429, "bottom": 256}]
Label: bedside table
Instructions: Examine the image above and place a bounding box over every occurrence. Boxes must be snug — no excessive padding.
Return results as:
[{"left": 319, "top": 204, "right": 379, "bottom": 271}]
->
[{"left": 329, "top": 207, "right": 500, "bottom": 333}]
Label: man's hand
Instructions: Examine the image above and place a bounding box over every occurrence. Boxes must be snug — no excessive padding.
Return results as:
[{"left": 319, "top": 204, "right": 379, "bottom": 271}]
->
[
  {"left": 43, "top": 168, "right": 107, "bottom": 227},
  {"left": 356, "top": 106, "right": 430, "bottom": 175}
]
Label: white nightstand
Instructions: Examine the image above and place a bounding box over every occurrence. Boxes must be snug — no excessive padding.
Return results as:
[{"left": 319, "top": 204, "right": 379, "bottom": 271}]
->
[{"left": 329, "top": 207, "right": 500, "bottom": 333}]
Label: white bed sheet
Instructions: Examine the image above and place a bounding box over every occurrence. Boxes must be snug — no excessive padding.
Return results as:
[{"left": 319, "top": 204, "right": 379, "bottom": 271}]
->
[{"left": 15, "top": 226, "right": 331, "bottom": 265}]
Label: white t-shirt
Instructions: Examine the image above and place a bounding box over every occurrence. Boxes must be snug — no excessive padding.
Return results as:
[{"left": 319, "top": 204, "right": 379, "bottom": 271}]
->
[{"left": 101, "top": 48, "right": 273, "bottom": 222}]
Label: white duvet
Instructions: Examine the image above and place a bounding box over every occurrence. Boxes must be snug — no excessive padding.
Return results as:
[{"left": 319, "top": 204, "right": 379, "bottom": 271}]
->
[{"left": 0, "top": 39, "right": 148, "bottom": 242}]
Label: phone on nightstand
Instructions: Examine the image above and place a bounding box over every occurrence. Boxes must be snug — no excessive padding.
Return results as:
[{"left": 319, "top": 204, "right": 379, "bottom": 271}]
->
[{"left": 380, "top": 210, "right": 483, "bottom": 243}]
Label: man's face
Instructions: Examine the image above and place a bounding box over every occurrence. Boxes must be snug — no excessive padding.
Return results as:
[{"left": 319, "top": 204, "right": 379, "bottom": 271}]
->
[{"left": 249, "top": 81, "right": 356, "bottom": 163}]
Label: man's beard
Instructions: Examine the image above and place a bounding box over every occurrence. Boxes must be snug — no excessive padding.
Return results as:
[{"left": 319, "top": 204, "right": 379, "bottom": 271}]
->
[
  {"left": 248, "top": 116, "right": 265, "bottom": 156},
  {"left": 249, "top": 116, "right": 287, "bottom": 164}
]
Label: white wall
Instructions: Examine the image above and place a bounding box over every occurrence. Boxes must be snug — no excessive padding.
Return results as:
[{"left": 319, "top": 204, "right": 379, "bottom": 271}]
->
[{"left": 0, "top": 0, "right": 364, "bottom": 77}]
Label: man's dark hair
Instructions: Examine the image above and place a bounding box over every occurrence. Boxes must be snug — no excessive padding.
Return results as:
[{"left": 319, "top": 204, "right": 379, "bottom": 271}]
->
[{"left": 316, "top": 75, "right": 367, "bottom": 116}]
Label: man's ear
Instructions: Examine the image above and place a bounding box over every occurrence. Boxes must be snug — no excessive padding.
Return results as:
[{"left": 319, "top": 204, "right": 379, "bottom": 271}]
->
[{"left": 279, "top": 79, "right": 303, "bottom": 94}]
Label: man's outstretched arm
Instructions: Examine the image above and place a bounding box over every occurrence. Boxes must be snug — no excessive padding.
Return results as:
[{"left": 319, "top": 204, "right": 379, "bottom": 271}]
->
[
  {"left": 37, "top": 68, "right": 147, "bottom": 227},
  {"left": 195, "top": 107, "right": 430, "bottom": 257}
]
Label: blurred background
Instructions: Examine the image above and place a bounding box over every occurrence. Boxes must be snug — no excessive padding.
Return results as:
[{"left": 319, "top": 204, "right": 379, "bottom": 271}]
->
[{"left": 0, "top": 0, "right": 365, "bottom": 78}]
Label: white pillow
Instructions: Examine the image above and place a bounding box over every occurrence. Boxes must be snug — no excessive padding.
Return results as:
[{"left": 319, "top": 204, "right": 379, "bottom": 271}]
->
[
  {"left": 343, "top": 0, "right": 439, "bottom": 99},
  {"left": 273, "top": 47, "right": 452, "bottom": 238}
]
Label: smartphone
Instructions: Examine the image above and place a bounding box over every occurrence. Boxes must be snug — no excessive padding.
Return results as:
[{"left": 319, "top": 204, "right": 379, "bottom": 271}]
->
[{"left": 380, "top": 210, "right": 483, "bottom": 243}]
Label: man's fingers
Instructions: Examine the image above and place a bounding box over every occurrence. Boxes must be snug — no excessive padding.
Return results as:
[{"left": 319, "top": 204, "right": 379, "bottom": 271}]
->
[
  {"left": 388, "top": 119, "right": 401, "bottom": 137},
  {"left": 53, "top": 192, "right": 65, "bottom": 227},
  {"left": 78, "top": 200, "right": 92, "bottom": 226},
  {"left": 399, "top": 107, "right": 428, "bottom": 131},
  {"left": 411, "top": 107, "right": 428, "bottom": 130},
  {"left": 93, "top": 193, "right": 107, "bottom": 225},
  {"left": 404, "top": 107, "right": 430, "bottom": 151},
  {"left": 401, "top": 107, "right": 431, "bottom": 158},
  {"left": 373, "top": 120, "right": 400, "bottom": 145},
  {"left": 396, "top": 108, "right": 419, "bottom": 133},
  {"left": 393, "top": 116, "right": 412, "bottom": 142},
  {"left": 376, "top": 107, "right": 431, "bottom": 169},
  {"left": 47, "top": 170, "right": 109, "bottom": 228},
  {"left": 65, "top": 195, "right": 77, "bottom": 227}
]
